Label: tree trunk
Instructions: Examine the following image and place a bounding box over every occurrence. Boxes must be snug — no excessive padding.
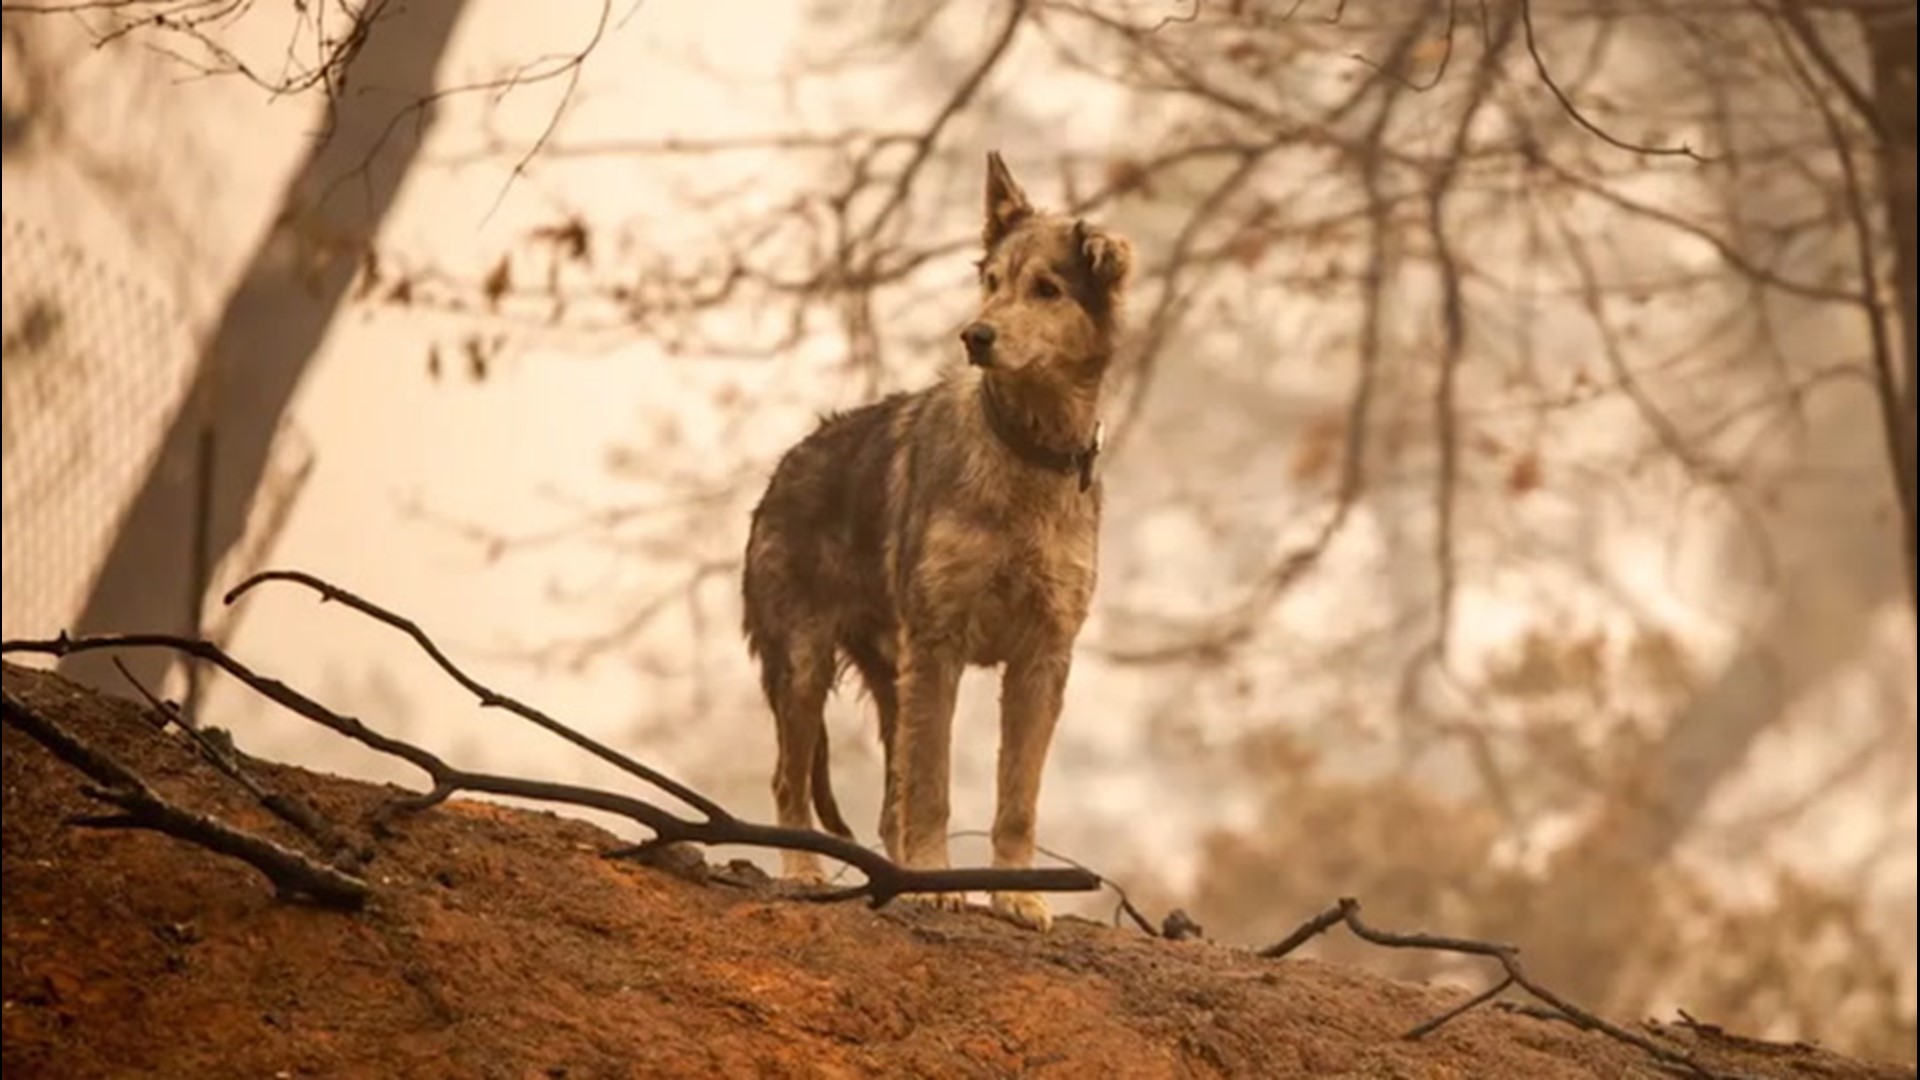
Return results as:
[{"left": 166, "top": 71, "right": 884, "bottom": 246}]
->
[
  {"left": 59, "top": 3, "right": 471, "bottom": 698},
  {"left": 1861, "top": 4, "right": 1918, "bottom": 616}
]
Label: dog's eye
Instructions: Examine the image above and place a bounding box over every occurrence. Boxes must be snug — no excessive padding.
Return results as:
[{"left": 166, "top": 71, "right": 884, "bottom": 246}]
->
[
  {"left": 984, "top": 272, "right": 1001, "bottom": 291},
  {"left": 1031, "top": 278, "right": 1061, "bottom": 300}
]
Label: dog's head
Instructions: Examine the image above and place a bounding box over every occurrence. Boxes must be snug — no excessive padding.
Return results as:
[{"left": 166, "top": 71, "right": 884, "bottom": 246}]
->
[{"left": 960, "top": 152, "right": 1133, "bottom": 382}]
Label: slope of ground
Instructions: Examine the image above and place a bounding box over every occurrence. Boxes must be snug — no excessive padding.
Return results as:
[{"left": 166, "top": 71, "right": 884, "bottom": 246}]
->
[{"left": 2, "top": 661, "right": 1913, "bottom": 1080}]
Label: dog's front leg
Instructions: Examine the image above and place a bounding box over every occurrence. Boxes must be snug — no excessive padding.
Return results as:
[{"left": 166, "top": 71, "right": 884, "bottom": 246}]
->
[
  {"left": 990, "top": 646, "right": 1071, "bottom": 931},
  {"left": 894, "top": 637, "right": 966, "bottom": 911}
]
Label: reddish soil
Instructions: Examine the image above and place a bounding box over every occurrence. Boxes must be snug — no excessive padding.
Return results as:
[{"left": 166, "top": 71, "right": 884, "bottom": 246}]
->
[{"left": 3, "top": 661, "right": 1914, "bottom": 1080}]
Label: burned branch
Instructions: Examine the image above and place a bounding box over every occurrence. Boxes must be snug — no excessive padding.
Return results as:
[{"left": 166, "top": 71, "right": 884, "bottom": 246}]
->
[
  {"left": 1517, "top": 0, "right": 1711, "bottom": 162},
  {"left": 0, "top": 689, "right": 371, "bottom": 911},
  {"left": 950, "top": 829, "right": 1164, "bottom": 936},
  {"left": 109, "top": 657, "right": 359, "bottom": 863},
  {"left": 5, "top": 0, "right": 621, "bottom": 212},
  {"left": 1260, "top": 897, "right": 1744, "bottom": 1080},
  {"left": 1, "top": 572, "right": 1102, "bottom": 910},
  {"left": 223, "top": 568, "right": 734, "bottom": 823}
]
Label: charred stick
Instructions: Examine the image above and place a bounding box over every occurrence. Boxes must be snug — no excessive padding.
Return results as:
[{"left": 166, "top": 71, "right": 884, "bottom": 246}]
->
[
  {"left": 1, "top": 629, "right": 1099, "bottom": 906},
  {"left": 1, "top": 691, "right": 369, "bottom": 910},
  {"left": 111, "top": 657, "right": 354, "bottom": 860},
  {"left": 1259, "top": 897, "right": 1744, "bottom": 1080},
  {"left": 224, "top": 569, "right": 733, "bottom": 823}
]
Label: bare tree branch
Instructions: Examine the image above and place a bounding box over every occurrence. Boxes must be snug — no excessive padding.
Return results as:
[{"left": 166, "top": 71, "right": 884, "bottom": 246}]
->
[
  {"left": 1261, "top": 897, "right": 1748, "bottom": 1080},
  {"left": 0, "top": 689, "right": 371, "bottom": 910},
  {"left": 223, "top": 568, "right": 735, "bottom": 822},
  {"left": 1519, "top": 0, "right": 1713, "bottom": 162},
  {"left": 1424, "top": 2, "right": 1517, "bottom": 662},
  {"left": 1773, "top": 0, "right": 1885, "bottom": 138},
  {"left": 1, "top": 570, "right": 1104, "bottom": 910},
  {"left": 1767, "top": 6, "right": 1918, "bottom": 611},
  {"left": 851, "top": 0, "right": 1028, "bottom": 255},
  {"left": 110, "top": 657, "right": 356, "bottom": 860}
]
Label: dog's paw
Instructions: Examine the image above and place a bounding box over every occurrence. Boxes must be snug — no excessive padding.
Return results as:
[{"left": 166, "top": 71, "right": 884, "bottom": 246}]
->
[
  {"left": 990, "top": 891, "right": 1054, "bottom": 932},
  {"left": 899, "top": 891, "right": 970, "bottom": 914},
  {"left": 781, "top": 850, "right": 828, "bottom": 886}
]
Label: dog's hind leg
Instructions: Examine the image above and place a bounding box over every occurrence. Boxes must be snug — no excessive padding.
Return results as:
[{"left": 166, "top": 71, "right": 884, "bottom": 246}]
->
[
  {"left": 760, "top": 632, "right": 836, "bottom": 882},
  {"left": 844, "top": 636, "right": 901, "bottom": 859}
]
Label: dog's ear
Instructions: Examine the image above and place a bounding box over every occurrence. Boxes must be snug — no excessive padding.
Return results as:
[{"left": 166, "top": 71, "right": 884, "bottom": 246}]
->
[
  {"left": 983, "top": 151, "right": 1034, "bottom": 250},
  {"left": 1071, "top": 220, "right": 1133, "bottom": 293}
]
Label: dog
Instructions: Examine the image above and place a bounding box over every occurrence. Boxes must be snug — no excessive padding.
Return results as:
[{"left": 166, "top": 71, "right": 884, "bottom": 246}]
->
[{"left": 741, "top": 151, "right": 1133, "bottom": 931}]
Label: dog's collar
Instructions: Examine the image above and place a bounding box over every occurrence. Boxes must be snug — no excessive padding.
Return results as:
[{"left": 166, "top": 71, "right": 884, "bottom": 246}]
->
[{"left": 979, "top": 383, "right": 1103, "bottom": 493}]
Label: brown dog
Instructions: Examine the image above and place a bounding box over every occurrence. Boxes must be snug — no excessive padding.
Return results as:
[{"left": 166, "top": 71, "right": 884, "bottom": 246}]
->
[{"left": 741, "top": 152, "right": 1133, "bottom": 930}]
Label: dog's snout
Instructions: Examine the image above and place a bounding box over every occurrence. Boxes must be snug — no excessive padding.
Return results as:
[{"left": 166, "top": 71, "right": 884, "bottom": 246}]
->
[{"left": 961, "top": 322, "right": 997, "bottom": 365}]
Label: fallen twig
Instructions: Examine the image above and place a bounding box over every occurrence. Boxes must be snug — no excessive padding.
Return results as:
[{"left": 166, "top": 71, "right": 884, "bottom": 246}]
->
[
  {"left": 3, "top": 577, "right": 1101, "bottom": 910},
  {"left": 224, "top": 569, "right": 733, "bottom": 824},
  {"left": 1405, "top": 974, "right": 1514, "bottom": 1040},
  {"left": 1667, "top": 1009, "right": 1820, "bottom": 1056},
  {"left": 950, "top": 828, "right": 1163, "bottom": 935},
  {"left": 1260, "top": 897, "right": 1749, "bottom": 1080},
  {"left": 111, "top": 658, "right": 359, "bottom": 863},
  {"left": 0, "top": 690, "right": 370, "bottom": 911}
]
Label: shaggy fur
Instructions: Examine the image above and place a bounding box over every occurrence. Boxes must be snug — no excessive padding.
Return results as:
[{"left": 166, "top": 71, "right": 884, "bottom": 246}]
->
[{"left": 742, "top": 152, "right": 1134, "bottom": 931}]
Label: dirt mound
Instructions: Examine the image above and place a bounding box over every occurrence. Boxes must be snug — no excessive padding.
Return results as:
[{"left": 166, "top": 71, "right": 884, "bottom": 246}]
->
[{"left": 3, "top": 662, "right": 1913, "bottom": 1080}]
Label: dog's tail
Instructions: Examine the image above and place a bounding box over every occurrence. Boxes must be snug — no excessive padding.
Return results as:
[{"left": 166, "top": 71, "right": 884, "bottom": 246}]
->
[{"left": 812, "top": 732, "right": 854, "bottom": 841}]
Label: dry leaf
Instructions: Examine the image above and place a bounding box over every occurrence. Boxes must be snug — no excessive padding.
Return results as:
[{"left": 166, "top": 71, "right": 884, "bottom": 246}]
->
[
  {"left": 1506, "top": 453, "right": 1542, "bottom": 496},
  {"left": 1408, "top": 37, "right": 1452, "bottom": 66},
  {"left": 483, "top": 255, "right": 511, "bottom": 312},
  {"left": 1290, "top": 414, "right": 1346, "bottom": 483}
]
